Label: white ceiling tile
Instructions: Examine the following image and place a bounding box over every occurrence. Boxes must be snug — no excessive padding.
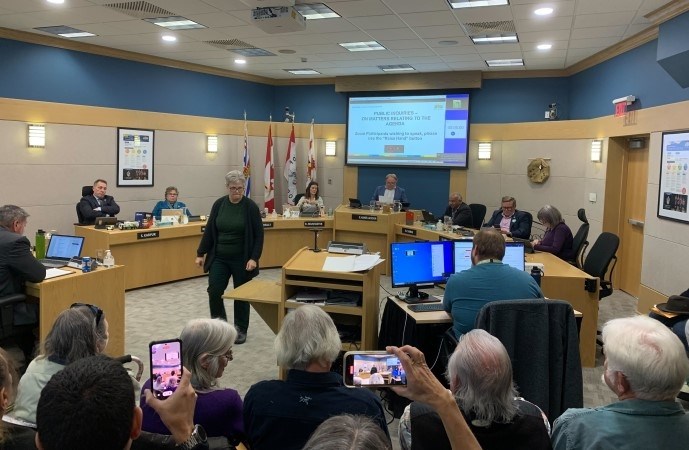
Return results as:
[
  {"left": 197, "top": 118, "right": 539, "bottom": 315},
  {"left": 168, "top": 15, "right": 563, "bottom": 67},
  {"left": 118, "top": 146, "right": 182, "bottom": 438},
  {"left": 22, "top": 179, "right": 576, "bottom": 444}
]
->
[
  {"left": 574, "top": 11, "right": 637, "bottom": 28},
  {"left": 569, "top": 36, "right": 621, "bottom": 49},
  {"left": 452, "top": 5, "right": 515, "bottom": 23},
  {"left": 382, "top": 0, "right": 449, "bottom": 14},
  {"left": 571, "top": 25, "right": 629, "bottom": 40},
  {"left": 511, "top": 1, "right": 576, "bottom": 19},
  {"left": 349, "top": 14, "right": 408, "bottom": 30},
  {"left": 398, "top": 11, "right": 459, "bottom": 27},
  {"left": 414, "top": 25, "right": 465, "bottom": 39},
  {"left": 322, "top": 0, "right": 393, "bottom": 18},
  {"left": 577, "top": 0, "right": 644, "bottom": 14},
  {"left": 366, "top": 27, "right": 420, "bottom": 41},
  {"left": 518, "top": 29, "right": 572, "bottom": 42},
  {"left": 515, "top": 16, "right": 574, "bottom": 33}
]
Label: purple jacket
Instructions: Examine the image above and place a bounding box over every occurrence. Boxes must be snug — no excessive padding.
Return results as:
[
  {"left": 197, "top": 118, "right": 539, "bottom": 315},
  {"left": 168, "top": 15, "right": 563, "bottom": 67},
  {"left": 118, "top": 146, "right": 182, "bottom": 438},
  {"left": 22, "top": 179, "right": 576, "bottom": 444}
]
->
[
  {"left": 534, "top": 222, "right": 574, "bottom": 261},
  {"left": 140, "top": 378, "right": 244, "bottom": 442}
]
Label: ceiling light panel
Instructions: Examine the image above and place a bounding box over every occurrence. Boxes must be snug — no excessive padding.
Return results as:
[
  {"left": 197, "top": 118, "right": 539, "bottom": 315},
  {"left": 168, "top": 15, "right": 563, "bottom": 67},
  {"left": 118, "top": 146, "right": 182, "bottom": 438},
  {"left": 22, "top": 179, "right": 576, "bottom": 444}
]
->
[
  {"left": 378, "top": 64, "right": 415, "bottom": 72},
  {"left": 293, "top": 3, "right": 340, "bottom": 20},
  {"left": 448, "top": 0, "right": 509, "bottom": 9},
  {"left": 144, "top": 16, "right": 206, "bottom": 30},
  {"left": 339, "top": 41, "right": 386, "bottom": 52},
  {"left": 471, "top": 34, "right": 518, "bottom": 44},
  {"left": 486, "top": 58, "right": 523, "bottom": 66},
  {"left": 285, "top": 69, "right": 321, "bottom": 75},
  {"left": 34, "top": 26, "right": 96, "bottom": 38}
]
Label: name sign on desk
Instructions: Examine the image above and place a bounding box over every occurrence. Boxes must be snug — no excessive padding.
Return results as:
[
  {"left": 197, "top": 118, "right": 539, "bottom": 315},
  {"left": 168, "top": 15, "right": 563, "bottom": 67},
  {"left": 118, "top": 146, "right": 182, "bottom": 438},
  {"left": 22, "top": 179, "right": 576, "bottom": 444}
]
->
[
  {"left": 401, "top": 227, "right": 417, "bottom": 236},
  {"left": 263, "top": 222, "right": 274, "bottom": 229},
  {"left": 137, "top": 231, "right": 159, "bottom": 240},
  {"left": 304, "top": 221, "right": 324, "bottom": 227},
  {"left": 352, "top": 214, "right": 378, "bottom": 222}
]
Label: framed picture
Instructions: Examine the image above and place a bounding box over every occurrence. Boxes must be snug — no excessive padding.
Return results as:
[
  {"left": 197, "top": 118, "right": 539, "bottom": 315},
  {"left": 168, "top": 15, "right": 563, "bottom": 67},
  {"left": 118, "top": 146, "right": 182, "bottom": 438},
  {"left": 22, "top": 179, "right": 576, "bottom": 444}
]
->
[
  {"left": 657, "top": 130, "right": 689, "bottom": 223},
  {"left": 117, "top": 128, "right": 155, "bottom": 187}
]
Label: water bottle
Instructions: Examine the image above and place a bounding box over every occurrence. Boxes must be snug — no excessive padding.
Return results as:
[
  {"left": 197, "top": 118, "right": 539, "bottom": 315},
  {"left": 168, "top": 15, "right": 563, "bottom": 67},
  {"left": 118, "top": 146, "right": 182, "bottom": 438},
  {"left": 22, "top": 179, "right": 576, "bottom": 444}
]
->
[
  {"left": 271, "top": 209, "right": 277, "bottom": 219},
  {"left": 35, "top": 229, "right": 46, "bottom": 259},
  {"left": 103, "top": 250, "right": 115, "bottom": 268},
  {"left": 530, "top": 266, "right": 542, "bottom": 286},
  {"left": 436, "top": 219, "right": 443, "bottom": 231}
]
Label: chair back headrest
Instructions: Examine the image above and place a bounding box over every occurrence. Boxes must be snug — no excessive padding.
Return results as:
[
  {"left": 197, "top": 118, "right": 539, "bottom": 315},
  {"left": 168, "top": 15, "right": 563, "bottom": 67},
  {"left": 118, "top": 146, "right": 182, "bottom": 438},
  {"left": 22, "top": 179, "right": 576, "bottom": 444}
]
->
[
  {"left": 577, "top": 208, "right": 588, "bottom": 224},
  {"left": 82, "top": 185, "right": 93, "bottom": 197},
  {"left": 583, "top": 232, "right": 620, "bottom": 278}
]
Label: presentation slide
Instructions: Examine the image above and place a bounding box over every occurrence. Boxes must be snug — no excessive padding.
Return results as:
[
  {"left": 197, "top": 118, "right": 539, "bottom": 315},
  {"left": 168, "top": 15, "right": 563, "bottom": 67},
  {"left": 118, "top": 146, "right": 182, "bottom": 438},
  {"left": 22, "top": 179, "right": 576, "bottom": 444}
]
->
[{"left": 346, "top": 93, "right": 469, "bottom": 168}]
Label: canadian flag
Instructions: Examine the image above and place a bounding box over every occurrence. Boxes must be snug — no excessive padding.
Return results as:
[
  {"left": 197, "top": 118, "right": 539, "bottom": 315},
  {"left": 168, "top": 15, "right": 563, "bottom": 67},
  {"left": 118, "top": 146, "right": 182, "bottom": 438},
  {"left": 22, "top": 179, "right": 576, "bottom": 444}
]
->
[
  {"left": 306, "top": 120, "right": 316, "bottom": 187},
  {"left": 242, "top": 117, "right": 250, "bottom": 196},
  {"left": 264, "top": 123, "right": 275, "bottom": 211},
  {"left": 283, "top": 124, "right": 297, "bottom": 204}
]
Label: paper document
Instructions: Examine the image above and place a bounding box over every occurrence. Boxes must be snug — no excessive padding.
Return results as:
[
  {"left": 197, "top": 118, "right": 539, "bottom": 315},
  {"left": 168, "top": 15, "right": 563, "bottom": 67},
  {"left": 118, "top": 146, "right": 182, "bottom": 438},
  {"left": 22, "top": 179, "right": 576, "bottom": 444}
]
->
[
  {"left": 45, "top": 268, "right": 72, "bottom": 279},
  {"left": 322, "top": 254, "right": 384, "bottom": 272}
]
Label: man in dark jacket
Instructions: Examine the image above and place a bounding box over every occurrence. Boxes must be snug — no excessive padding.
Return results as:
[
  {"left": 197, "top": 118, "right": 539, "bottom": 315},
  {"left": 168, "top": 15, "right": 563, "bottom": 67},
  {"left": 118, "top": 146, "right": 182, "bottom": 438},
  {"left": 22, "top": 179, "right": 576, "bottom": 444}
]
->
[
  {"left": 78, "top": 179, "right": 120, "bottom": 225},
  {"left": 485, "top": 196, "right": 532, "bottom": 239},
  {"left": 443, "top": 193, "right": 473, "bottom": 228}
]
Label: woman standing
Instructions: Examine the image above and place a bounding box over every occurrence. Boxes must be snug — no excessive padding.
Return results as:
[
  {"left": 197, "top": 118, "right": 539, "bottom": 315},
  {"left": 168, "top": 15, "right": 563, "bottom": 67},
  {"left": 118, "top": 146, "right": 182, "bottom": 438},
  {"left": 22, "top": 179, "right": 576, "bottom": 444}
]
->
[
  {"left": 296, "top": 181, "right": 324, "bottom": 215},
  {"left": 196, "top": 170, "right": 264, "bottom": 345},
  {"left": 532, "top": 205, "right": 574, "bottom": 261}
]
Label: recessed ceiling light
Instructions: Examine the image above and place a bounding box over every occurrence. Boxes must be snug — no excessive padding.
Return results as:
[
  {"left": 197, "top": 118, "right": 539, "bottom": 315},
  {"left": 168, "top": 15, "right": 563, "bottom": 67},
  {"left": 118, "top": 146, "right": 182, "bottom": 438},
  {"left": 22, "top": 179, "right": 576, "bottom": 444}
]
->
[
  {"left": 471, "top": 35, "right": 518, "bottom": 44},
  {"left": 534, "top": 7, "right": 554, "bottom": 16},
  {"left": 235, "top": 58, "right": 247, "bottom": 64},
  {"left": 34, "top": 26, "right": 96, "bottom": 38},
  {"left": 339, "top": 41, "right": 386, "bottom": 52},
  {"left": 144, "top": 16, "right": 206, "bottom": 30},
  {"left": 486, "top": 58, "right": 524, "bottom": 67},
  {"left": 293, "top": 3, "right": 340, "bottom": 19},
  {"left": 537, "top": 43, "right": 552, "bottom": 50},
  {"left": 162, "top": 35, "right": 177, "bottom": 42},
  {"left": 448, "top": 0, "right": 509, "bottom": 9},
  {"left": 378, "top": 64, "right": 415, "bottom": 72},
  {"left": 284, "top": 69, "right": 322, "bottom": 75}
]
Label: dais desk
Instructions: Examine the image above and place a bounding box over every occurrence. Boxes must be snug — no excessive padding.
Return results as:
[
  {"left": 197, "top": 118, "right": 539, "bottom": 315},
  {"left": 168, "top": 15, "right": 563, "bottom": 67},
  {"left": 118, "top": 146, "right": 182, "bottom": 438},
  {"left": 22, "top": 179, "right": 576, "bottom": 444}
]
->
[{"left": 261, "top": 216, "right": 334, "bottom": 268}]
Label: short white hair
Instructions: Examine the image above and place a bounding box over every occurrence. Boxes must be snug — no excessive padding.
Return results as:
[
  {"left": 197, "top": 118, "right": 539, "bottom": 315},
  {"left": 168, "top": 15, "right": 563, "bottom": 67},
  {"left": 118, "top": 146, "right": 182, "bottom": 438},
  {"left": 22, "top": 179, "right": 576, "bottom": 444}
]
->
[
  {"left": 275, "top": 305, "right": 341, "bottom": 370},
  {"left": 603, "top": 315, "right": 689, "bottom": 401}
]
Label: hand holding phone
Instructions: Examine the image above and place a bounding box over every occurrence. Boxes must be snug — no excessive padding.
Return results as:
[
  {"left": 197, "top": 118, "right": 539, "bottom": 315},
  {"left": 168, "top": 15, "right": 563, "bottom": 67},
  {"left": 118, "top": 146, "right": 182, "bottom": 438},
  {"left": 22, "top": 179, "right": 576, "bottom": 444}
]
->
[
  {"left": 343, "top": 351, "right": 406, "bottom": 388},
  {"left": 149, "top": 339, "right": 183, "bottom": 400}
]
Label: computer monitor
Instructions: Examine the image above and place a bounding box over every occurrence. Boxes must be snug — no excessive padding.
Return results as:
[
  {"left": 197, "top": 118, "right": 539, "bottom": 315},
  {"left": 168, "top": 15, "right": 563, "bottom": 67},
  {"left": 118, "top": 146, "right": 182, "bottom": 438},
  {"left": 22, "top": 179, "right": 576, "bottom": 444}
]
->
[
  {"left": 390, "top": 241, "right": 454, "bottom": 300},
  {"left": 454, "top": 240, "right": 526, "bottom": 272},
  {"left": 504, "top": 242, "right": 526, "bottom": 271}
]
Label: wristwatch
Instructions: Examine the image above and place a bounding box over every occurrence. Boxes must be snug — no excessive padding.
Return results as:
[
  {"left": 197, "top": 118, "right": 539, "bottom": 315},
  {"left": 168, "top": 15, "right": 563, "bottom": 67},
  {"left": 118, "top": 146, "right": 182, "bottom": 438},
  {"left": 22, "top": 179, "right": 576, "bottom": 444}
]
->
[{"left": 176, "top": 425, "right": 207, "bottom": 449}]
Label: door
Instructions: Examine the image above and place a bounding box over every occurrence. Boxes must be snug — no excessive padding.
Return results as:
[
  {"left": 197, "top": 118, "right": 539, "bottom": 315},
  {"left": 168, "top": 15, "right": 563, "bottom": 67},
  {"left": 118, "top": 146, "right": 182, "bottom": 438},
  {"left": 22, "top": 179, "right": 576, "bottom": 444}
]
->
[{"left": 617, "top": 137, "right": 649, "bottom": 297}]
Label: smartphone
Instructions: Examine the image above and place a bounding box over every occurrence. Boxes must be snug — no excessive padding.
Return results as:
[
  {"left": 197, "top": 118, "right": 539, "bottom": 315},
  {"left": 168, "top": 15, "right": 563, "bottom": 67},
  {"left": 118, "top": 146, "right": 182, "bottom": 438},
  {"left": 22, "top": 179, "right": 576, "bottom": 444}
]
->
[
  {"left": 149, "top": 339, "right": 183, "bottom": 400},
  {"left": 343, "top": 351, "right": 407, "bottom": 388}
]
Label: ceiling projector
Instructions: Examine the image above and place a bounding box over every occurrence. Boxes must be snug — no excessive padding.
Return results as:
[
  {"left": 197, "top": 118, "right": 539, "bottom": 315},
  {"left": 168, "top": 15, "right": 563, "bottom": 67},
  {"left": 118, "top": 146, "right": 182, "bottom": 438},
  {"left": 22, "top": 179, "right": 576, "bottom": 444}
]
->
[{"left": 251, "top": 6, "right": 306, "bottom": 33}]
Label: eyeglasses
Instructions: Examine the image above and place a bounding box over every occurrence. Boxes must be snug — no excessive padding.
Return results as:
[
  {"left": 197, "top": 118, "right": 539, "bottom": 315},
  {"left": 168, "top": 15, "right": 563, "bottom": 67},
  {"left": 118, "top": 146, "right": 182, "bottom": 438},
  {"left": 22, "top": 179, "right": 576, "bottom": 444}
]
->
[
  {"left": 214, "top": 349, "right": 233, "bottom": 362},
  {"left": 70, "top": 302, "right": 103, "bottom": 327},
  {"left": 228, "top": 186, "right": 244, "bottom": 192},
  {"left": 167, "top": 193, "right": 178, "bottom": 196}
]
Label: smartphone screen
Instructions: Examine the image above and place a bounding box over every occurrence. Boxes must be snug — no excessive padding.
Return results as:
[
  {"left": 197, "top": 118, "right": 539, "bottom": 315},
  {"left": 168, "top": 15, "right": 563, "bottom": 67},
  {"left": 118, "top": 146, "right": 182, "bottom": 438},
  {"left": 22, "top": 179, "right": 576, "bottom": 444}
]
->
[
  {"left": 343, "top": 351, "right": 406, "bottom": 387},
  {"left": 149, "top": 339, "right": 183, "bottom": 400}
]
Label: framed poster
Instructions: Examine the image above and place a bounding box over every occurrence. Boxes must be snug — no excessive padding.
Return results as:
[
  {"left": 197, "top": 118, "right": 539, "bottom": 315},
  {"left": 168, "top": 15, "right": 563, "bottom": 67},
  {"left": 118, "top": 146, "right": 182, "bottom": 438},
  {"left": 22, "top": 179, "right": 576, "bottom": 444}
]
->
[
  {"left": 658, "top": 130, "right": 689, "bottom": 223},
  {"left": 117, "top": 128, "right": 154, "bottom": 186}
]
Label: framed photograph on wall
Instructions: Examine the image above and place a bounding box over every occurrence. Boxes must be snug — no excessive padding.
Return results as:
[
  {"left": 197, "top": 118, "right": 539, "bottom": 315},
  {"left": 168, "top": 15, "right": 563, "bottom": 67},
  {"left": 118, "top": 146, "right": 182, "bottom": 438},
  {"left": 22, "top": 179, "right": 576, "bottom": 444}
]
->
[
  {"left": 657, "top": 130, "right": 689, "bottom": 223},
  {"left": 117, "top": 128, "right": 155, "bottom": 186}
]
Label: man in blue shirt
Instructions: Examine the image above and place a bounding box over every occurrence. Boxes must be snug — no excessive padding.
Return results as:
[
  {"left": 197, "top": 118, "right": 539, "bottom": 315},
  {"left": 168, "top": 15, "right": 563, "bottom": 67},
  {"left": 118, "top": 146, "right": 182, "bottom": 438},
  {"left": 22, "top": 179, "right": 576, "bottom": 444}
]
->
[
  {"left": 443, "top": 228, "right": 542, "bottom": 338},
  {"left": 551, "top": 315, "right": 689, "bottom": 449}
]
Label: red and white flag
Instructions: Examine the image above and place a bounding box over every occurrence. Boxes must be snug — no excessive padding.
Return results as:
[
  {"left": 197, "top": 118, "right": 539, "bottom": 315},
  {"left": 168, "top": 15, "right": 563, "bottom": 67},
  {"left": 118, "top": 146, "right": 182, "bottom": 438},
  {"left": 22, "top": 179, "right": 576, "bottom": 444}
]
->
[
  {"left": 306, "top": 120, "right": 316, "bottom": 187},
  {"left": 283, "top": 124, "right": 297, "bottom": 204},
  {"left": 242, "top": 115, "right": 251, "bottom": 196},
  {"left": 264, "top": 122, "right": 275, "bottom": 212}
]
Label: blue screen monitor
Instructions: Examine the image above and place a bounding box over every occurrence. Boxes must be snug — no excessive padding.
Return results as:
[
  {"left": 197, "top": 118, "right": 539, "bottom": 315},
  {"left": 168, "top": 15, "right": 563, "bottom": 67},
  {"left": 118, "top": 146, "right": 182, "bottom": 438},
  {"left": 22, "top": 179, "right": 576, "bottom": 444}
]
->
[{"left": 390, "top": 241, "right": 454, "bottom": 299}]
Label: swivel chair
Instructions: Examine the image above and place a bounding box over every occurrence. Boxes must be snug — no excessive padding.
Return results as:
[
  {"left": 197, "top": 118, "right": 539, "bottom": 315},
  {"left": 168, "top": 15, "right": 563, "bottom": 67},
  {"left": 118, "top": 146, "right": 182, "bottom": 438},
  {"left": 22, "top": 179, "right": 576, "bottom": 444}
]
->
[
  {"left": 292, "top": 193, "right": 304, "bottom": 205},
  {"left": 468, "top": 203, "right": 486, "bottom": 229},
  {"left": 582, "top": 232, "right": 620, "bottom": 300},
  {"left": 568, "top": 208, "right": 590, "bottom": 268},
  {"left": 76, "top": 185, "right": 93, "bottom": 225}
]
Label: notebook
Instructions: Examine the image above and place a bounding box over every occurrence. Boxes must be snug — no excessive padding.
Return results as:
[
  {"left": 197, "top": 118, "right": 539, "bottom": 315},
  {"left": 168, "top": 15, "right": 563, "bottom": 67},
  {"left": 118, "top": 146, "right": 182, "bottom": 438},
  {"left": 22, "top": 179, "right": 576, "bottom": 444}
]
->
[{"left": 40, "top": 234, "right": 85, "bottom": 268}]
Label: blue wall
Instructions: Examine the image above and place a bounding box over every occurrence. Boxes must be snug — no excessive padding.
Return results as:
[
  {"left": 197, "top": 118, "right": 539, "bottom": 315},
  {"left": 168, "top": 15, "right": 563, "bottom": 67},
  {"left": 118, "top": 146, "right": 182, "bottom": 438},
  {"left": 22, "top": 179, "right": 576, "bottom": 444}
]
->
[{"left": 273, "top": 84, "right": 347, "bottom": 124}]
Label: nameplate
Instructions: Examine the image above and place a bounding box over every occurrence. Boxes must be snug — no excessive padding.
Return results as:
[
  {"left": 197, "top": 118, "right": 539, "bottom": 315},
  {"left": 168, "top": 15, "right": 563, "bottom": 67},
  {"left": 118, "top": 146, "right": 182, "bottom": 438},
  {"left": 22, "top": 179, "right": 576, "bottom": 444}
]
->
[
  {"left": 352, "top": 214, "right": 378, "bottom": 222},
  {"left": 401, "top": 227, "right": 417, "bottom": 236},
  {"left": 304, "top": 221, "right": 325, "bottom": 227},
  {"left": 263, "top": 222, "right": 274, "bottom": 229},
  {"left": 137, "top": 231, "right": 159, "bottom": 240}
]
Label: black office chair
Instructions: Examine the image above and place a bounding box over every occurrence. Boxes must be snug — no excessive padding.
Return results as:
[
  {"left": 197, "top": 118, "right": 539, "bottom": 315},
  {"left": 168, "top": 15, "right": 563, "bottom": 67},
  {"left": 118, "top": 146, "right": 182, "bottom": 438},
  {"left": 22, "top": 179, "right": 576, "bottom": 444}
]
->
[
  {"left": 582, "top": 232, "right": 620, "bottom": 300},
  {"left": 0, "top": 294, "right": 35, "bottom": 371},
  {"left": 293, "top": 193, "right": 304, "bottom": 205},
  {"left": 76, "top": 185, "right": 93, "bottom": 225},
  {"left": 468, "top": 203, "right": 486, "bottom": 229},
  {"left": 523, "top": 211, "right": 535, "bottom": 238},
  {"left": 568, "top": 208, "right": 590, "bottom": 269}
]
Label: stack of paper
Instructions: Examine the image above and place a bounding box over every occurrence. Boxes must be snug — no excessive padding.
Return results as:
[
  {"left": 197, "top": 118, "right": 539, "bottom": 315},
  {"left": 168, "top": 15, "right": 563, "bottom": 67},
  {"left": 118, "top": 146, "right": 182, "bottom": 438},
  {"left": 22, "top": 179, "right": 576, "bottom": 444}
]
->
[{"left": 322, "top": 254, "right": 384, "bottom": 272}]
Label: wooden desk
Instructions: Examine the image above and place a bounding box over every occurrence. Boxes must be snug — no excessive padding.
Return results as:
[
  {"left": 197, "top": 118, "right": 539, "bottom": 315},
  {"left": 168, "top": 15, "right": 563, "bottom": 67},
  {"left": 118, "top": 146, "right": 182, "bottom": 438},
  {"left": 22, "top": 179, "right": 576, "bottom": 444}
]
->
[
  {"left": 395, "top": 222, "right": 465, "bottom": 242},
  {"left": 25, "top": 266, "right": 125, "bottom": 356},
  {"left": 223, "top": 279, "right": 282, "bottom": 334},
  {"left": 75, "top": 223, "right": 206, "bottom": 290},
  {"left": 333, "top": 205, "right": 405, "bottom": 274},
  {"left": 261, "top": 217, "right": 334, "bottom": 268}
]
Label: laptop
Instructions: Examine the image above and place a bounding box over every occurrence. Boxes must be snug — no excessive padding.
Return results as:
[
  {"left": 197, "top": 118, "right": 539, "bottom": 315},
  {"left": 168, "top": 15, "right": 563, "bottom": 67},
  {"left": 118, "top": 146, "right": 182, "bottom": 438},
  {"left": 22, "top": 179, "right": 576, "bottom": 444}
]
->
[
  {"left": 421, "top": 210, "right": 437, "bottom": 223},
  {"left": 94, "top": 216, "right": 118, "bottom": 229},
  {"left": 40, "top": 234, "right": 85, "bottom": 268},
  {"left": 348, "top": 198, "right": 362, "bottom": 208},
  {"left": 504, "top": 242, "right": 526, "bottom": 270},
  {"left": 299, "top": 211, "right": 321, "bottom": 218},
  {"left": 161, "top": 209, "right": 184, "bottom": 221}
]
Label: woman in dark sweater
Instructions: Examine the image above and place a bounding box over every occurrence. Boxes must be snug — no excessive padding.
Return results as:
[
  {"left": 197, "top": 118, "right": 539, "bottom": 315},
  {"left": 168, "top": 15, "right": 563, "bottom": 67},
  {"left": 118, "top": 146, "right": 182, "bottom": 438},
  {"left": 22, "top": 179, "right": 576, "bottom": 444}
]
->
[
  {"left": 532, "top": 205, "right": 574, "bottom": 261},
  {"left": 196, "top": 170, "right": 264, "bottom": 345}
]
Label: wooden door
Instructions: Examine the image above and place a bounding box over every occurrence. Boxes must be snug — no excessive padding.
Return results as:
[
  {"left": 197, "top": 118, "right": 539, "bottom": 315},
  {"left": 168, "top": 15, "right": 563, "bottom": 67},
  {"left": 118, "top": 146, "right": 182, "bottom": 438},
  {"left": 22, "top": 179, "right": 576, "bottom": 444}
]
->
[{"left": 618, "top": 138, "right": 649, "bottom": 296}]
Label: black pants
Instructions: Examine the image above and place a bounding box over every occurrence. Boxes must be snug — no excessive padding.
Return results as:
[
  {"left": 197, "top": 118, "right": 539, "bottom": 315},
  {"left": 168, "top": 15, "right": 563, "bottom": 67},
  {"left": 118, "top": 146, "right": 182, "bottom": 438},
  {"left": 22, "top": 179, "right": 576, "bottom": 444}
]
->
[{"left": 207, "top": 255, "right": 251, "bottom": 332}]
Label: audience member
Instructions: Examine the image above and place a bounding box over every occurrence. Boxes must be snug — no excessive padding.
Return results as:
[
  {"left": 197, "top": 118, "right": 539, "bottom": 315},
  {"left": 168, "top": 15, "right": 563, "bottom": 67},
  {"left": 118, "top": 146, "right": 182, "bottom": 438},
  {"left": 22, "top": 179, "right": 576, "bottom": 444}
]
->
[
  {"left": 532, "top": 205, "right": 574, "bottom": 260},
  {"left": 485, "top": 196, "right": 531, "bottom": 239},
  {"left": 369, "top": 366, "right": 384, "bottom": 384},
  {"left": 296, "top": 181, "right": 324, "bottom": 215},
  {"left": 7, "top": 303, "right": 108, "bottom": 426},
  {"left": 443, "top": 229, "right": 542, "bottom": 338},
  {"left": 195, "top": 170, "right": 264, "bottom": 345},
  {"left": 399, "top": 329, "right": 551, "bottom": 450},
  {"left": 152, "top": 186, "right": 191, "bottom": 220},
  {"left": 649, "top": 288, "right": 689, "bottom": 355},
  {"left": 243, "top": 305, "right": 389, "bottom": 450},
  {"left": 0, "top": 205, "right": 46, "bottom": 334},
  {"left": 0, "top": 347, "right": 37, "bottom": 449},
  {"left": 77, "top": 179, "right": 120, "bottom": 225},
  {"left": 443, "top": 193, "right": 473, "bottom": 228},
  {"left": 371, "top": 173, "right": 408, "bottom": 204},
  {"left": 140, "top": 318, "right": 244, "bottom": 444},
  {"left": 35, "top": 355, "right": 209, "bottom": 450},
  {"left": 303, "top": 414, "right": 392, "bottom": 450},
  {"left": 551, "top": 315, "right": 689, "bottom": 449}
]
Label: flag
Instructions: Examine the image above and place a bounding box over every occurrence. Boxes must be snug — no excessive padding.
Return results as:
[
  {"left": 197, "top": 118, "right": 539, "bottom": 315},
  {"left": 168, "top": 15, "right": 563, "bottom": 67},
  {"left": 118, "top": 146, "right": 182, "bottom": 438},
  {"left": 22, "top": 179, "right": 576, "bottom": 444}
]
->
[
  {"left": 242, "top": 117, "right": 251, "bottom": 197},
  {"left": 264, "top": 122, "right": 275, "bottom": 212},
  {"left": 306, "top": 120, "right": 316, "bottom": 187},
  {"left": 284, "top": 124, "right": 297, "bottom": 204}
]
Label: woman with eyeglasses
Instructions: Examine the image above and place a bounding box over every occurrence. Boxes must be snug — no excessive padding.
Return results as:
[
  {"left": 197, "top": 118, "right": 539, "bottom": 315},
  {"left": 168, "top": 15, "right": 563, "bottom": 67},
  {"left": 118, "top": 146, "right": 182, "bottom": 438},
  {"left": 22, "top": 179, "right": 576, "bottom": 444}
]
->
[
  {"left": 152, "top": 186, "right": 192, "bottom": 220},
  {"left": 196, "top": 170, "right": 264, "bottom": 345},
  {"left": 140, "top": 318, "right": 244, "bottom": 445},
  {"left": 7, "top": 303, "right": 108, "bottom": 426}
]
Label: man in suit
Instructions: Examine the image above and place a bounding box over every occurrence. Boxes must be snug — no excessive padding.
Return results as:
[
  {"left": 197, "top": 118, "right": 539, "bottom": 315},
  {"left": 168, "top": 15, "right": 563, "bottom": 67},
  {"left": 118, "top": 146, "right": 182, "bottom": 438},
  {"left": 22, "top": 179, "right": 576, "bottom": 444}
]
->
[
  {"left": 443, "top": 193, "right": 473, "bottom": 228},
  {"left": 371, "top": 173, "right": 408, "bottom": 204},
  {"left": 78, "top": 179, "right": 120, "bottom": 225},
  {"left": 485, "top": 196, "right": 532, "bottom": 239},
  {"left": 0, "top": 205, "right": 46, "bottom": 326}
]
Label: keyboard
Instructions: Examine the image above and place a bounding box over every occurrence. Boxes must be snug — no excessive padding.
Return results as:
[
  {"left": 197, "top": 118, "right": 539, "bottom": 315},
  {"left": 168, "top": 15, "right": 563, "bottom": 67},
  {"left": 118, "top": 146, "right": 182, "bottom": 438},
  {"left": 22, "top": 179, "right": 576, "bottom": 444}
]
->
[{"left": 408, "top": 303, "right": 445, "bottom": 313}]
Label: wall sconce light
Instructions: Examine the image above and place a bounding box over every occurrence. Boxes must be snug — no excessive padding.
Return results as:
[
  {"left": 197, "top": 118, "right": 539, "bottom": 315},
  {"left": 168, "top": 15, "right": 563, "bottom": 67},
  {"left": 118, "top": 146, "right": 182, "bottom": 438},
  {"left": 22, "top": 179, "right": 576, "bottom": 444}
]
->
[
  {"left": 590, "top": 139, "right": 603, "bottom": 162},
  {"left": 28, "top": 124, "right": 46, "bottom": 148},
  {"left": 477, "top": 142, "right": 492, "bottom": 160},
  {"left": 325, "top": 140, "right": 336, "bottom": 156},
  {"left": 207, "top": 135, "right": 218, "bottom": 153}
]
